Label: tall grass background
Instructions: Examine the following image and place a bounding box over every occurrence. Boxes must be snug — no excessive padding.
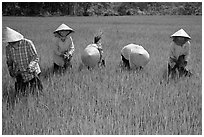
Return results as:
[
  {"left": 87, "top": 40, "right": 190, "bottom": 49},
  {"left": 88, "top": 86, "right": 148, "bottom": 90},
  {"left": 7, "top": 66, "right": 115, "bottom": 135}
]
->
[{"left": 2, "top": 16, "right": 202, "bottom": 135}]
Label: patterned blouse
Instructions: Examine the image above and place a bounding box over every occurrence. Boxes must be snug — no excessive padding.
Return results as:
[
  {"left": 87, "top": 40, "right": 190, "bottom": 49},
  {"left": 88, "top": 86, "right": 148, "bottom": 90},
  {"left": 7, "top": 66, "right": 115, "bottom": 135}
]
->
[
  {"left": 6, "top": 38, "right": 41, "bottom": 82},
  {"left": 53, "top": 36, "right": 74, "bottom": 66},
  {"left": 169, "top": 41, "right": 191, "bottom": 67}
]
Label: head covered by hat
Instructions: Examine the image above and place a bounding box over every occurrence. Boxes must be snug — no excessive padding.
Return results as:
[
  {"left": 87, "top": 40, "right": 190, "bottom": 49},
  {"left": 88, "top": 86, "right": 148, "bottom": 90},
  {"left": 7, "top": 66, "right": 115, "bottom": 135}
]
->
[
  {"left": 54, "top": 23, "right": 74, "bottom": 34},
  {"left": 81, "top": 44, "right": 100, "bottom": 68},
  {"left": 129, "top": 47, "right": 150, "bottom": 69},
  {"left": 3, "top": 27, "right": 24, "bottom": 43},
  {"left": 170, "top": 29, "right": 191, "bottom": 39},
  {"left": 121, "top": 44, "right": 150, "bottom": 69}
]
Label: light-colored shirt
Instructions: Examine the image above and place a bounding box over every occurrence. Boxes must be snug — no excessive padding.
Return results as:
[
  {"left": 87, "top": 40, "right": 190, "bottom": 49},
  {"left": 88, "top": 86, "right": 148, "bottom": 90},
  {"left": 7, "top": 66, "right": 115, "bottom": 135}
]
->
[
  {"left": 169, "top": 41, "right": 191, "bottom": 67},
  {"left": 53, "top": 36, "right": 74, "bottom": 66},
  {"left": 6, "top": 38, "right": 41, "bottom": 82}
]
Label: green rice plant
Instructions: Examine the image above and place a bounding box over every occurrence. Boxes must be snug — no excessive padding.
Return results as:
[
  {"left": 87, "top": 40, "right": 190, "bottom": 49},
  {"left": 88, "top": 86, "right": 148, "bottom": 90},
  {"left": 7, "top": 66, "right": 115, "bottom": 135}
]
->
[{"left": 2, "top": 16, "right": 202, "bottom": 135}]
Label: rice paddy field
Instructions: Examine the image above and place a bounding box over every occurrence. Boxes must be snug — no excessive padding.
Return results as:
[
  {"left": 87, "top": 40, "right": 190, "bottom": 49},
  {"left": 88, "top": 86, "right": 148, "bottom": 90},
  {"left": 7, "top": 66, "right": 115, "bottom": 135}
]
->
[{"left": 2, "top": 15, "right": 202, "bottom": 135}]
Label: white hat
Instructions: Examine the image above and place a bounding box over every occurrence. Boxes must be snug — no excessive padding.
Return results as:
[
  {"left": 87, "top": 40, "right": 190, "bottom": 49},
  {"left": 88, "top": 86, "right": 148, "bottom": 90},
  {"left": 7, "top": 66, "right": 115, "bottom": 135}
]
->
[
  {"left": 81, "top": 44, "right": 100, "bottom": 68},
  {"left": 121, "top": 44, "right": 144, "bottom": 60},
  {"left": 170, "top": 29, "right": 191, "bottom": 39},
  {"left": 54, "top": 23, "right": 74, "bottom": 33},
  {"left": 129, "top": 47, "right": 150, "bottom": 69},
  {"left": 3, "top": 27, "right": 24, "bottom": 43}
]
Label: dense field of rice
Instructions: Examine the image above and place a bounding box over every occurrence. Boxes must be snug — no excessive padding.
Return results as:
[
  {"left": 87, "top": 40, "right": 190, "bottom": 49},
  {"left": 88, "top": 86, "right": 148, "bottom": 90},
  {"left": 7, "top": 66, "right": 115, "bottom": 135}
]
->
[{"left": 2, "top": 15, "right": 202, "bottom": 135}]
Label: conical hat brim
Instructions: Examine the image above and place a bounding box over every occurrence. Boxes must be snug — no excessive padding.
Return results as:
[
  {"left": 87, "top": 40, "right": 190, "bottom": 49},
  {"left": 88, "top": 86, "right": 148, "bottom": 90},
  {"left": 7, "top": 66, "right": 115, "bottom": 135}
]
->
[
  {"left": 54, "top": 23, "right": 74, "bottom": 33},
  {"left": 121, "top": 44, "right": 144, "bottom": 60},
  {"left": 129, "top": 48, "right": 150, "bottom": 68},
  {"left": 81, "top": 44, "right": 100, "bottom": 68},
  {"left": 170, "top": 29, "right": 191, "bottom": 39},
  {"left": 3, "top": 27, "right": 24, "bottom": 43}
]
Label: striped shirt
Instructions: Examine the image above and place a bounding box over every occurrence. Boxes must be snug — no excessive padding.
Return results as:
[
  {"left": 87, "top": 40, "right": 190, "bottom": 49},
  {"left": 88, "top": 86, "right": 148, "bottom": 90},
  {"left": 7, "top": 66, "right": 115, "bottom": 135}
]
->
[{"left": 6, "top": 38, "right": 41, "bottom": 82}]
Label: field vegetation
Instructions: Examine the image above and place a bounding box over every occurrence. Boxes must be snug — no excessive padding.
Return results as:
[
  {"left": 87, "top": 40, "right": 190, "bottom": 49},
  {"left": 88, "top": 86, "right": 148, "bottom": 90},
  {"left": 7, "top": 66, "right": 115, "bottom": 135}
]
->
[{"left": 2, "top": 15, "right": 202, "bottom": 135}]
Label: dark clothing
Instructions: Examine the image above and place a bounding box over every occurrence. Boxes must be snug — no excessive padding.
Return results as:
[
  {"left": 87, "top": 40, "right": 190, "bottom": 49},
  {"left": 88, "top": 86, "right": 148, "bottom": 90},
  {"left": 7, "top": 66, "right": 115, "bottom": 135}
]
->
[
  {"left": 53, "top": 63, "right": 63, "bottom": 74},
  {"left": 14, "top": 73, "right": 43, "bottom": 97},
  {"left": 53, "top": 61, "right": 72, "bottom": 74},
  {"left": 168, "top": 55, "right": 192, "bottom": 77},
  {"left": 64, "top": 54, "right": 72, "bottom": 68},
  {"left": 7, "top": 73, "right": 43, "bottom": 108},
  {"left": 98, "top": 58, "right": 105, "bottom": 67},
  {"left": 121, "top": 54, "right": 130, "bottom": 69},
  {"left": 93, "top": 32, "right": 104, "bottom": 67},
  {"left": 97, "top": 47, "right": 105, "bottom": 67},
  {"left": 53, "top": 54, "right": 72, "bottom": 74}
]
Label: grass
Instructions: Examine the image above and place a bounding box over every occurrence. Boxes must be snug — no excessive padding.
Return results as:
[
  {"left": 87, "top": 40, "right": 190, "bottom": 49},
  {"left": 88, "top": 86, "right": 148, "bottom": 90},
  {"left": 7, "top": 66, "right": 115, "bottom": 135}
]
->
[{"left": 2, "top": 15, "right": 202, "bottom": 135}]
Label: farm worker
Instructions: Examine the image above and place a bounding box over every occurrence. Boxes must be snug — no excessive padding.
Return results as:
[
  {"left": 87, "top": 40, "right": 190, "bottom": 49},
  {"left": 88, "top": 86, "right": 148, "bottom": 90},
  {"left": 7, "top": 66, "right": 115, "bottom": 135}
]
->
[
  {"left": 3, "top": 27, "right": 43, "bottom": 98},
  {"left": 93, "top": 31, "right": 105, "bottom": 67},
  {"left": 53, "top": 23, "right": 75, "bottom": 73},
  {"left": 81, "top": 31, "right": 105, "bottom": 69},
  {"left": 168, "top": 28, "right": 192, "bottom": 77},
  {"left": 81, "top": 44, "right": 101, "bottom": 69},
  {"left": 121, "top": 44, "right": 150, "bottom": 69}
]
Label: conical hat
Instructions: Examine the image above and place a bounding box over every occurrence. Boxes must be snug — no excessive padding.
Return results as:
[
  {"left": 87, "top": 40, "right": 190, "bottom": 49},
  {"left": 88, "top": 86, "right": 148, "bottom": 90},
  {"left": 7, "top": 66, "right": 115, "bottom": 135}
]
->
[
  {"left": 170, "top": 29, "right": 191, "bottom": 39},
  {"left": 54, "top": 23, "right": 74, "bottom": 33},
  {"left": 129, "top": 47, "right": 150, "bottom": 69},
  {"left": 121, "top": 44, "right": 144, "bottom": 60},
  {"left": 3, "top": 27, "right": 24, "bottom": 43},
  {"left": 81, "top": 44, "right": 100, "bottom": 68}
]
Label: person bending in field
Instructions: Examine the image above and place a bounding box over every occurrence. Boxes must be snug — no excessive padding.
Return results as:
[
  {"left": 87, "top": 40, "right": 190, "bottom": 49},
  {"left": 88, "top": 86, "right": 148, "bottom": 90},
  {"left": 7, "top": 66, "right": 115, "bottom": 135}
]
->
[
  {"left": 168, "top": 28, "right": 192, "bottom": 78},
  {"left": 93, "top": 31, "right": 105, "bottom": 67},
  {"left": 3, "top": 27, "right": 43, "bottom": 102},
  {"left": 121, "top": 53, "right": 130, "bottom": 69},
  {"left": 53, "top": 23, "right": 75, "bottom": 73}
]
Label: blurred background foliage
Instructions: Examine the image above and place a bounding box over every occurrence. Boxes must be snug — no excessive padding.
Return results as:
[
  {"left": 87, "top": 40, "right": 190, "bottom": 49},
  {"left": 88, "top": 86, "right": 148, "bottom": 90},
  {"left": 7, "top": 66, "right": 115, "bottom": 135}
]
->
[{"left": 2, "top": 2, "right": 202, "bottom": 17}]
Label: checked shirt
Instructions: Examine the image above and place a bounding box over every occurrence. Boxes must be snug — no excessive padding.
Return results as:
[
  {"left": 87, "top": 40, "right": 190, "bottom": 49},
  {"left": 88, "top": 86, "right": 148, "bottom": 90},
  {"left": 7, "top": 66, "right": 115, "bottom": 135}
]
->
[{"left": 6, "top": 38, "right": 40, "bottom": 82}]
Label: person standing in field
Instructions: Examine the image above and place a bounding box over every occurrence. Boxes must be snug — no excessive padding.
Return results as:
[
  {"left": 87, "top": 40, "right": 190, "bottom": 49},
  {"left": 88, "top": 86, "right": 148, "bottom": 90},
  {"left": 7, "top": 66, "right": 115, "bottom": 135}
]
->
[
  {"left": 3, "top": 27, "right": 43, "bottom": 100},
  {"left": 168, "top": 28, "right": 192, "bottom": 78},
  {"left": 52, "top": 23, "right": 75, "bottom": 73}
]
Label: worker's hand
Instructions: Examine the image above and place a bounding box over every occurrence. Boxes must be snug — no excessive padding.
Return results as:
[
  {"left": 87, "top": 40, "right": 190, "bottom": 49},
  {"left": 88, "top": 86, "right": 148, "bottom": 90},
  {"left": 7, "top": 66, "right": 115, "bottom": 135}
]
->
[
  {"left": 28, "top": 67, "right": 35, "bottom": 73},
  {"left": 64, "top": 52, "right": 72, "bottom": 60},
  {"left": 169, "top": 62, "right": 176, "bottom": 69},
  {"left": 170, "top": 57, "right": 177, "bottom": 63},
  {"left": 28, "top": 62, "right": 36, "bottom": 73},
  {"left": 9, "top": 70, "right": 16, "bottom": 77}
]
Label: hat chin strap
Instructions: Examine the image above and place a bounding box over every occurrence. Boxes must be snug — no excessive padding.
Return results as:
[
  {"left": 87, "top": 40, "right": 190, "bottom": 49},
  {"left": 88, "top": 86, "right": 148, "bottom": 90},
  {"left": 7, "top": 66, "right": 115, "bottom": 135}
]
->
[{"left": 58, "top": 31, "right": 72, "bottom": 37}]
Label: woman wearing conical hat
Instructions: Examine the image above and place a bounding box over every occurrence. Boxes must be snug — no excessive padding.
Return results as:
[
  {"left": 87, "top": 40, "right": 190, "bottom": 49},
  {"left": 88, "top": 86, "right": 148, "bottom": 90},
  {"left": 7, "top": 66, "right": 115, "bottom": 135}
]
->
[
  {"left": 81, "top": 30, "right": 105, "bottom": 69},
  {"left": 3, "top": 27, "right": 43, "bottom": 101},
  {"left": 121, "top": 44, "right": 150, "bottom": 70},
  {"left": 168, "top": 28, "right": 192, "bottom": 78},
  {"left": 53, "top": 23, "right": 75, "bottom": 73}
]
